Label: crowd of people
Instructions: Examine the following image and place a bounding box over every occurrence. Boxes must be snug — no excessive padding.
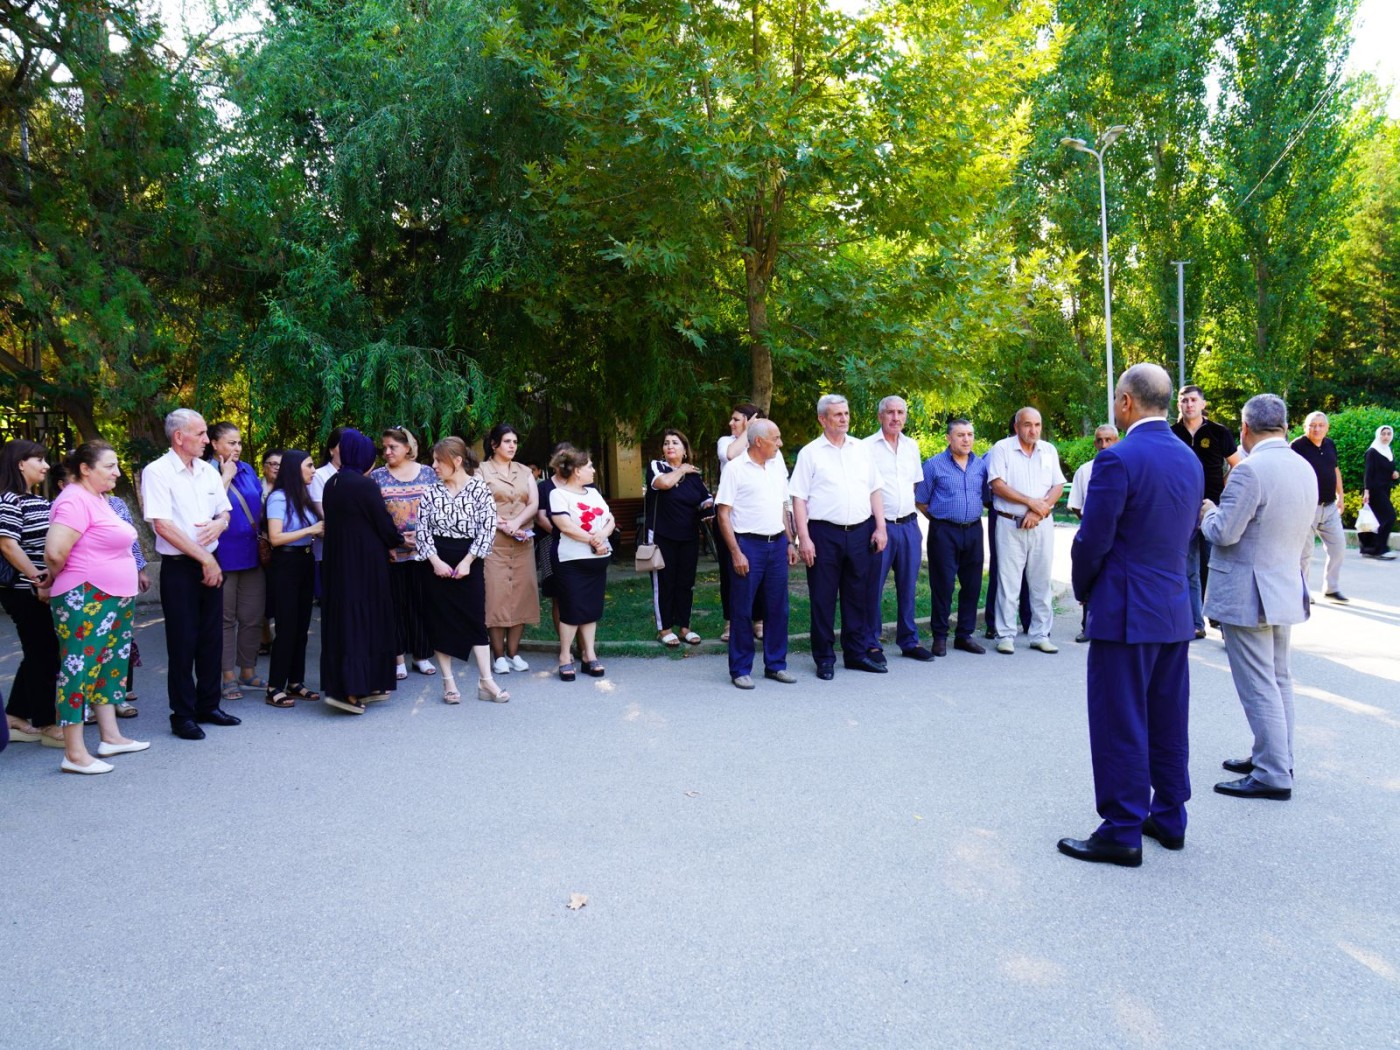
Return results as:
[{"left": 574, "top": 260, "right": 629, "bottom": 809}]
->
[{"left": 0, "top": 389, "right": 1394, "bottom": 787}]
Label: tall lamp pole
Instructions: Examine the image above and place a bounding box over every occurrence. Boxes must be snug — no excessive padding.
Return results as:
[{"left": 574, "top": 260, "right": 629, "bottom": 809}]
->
[{"left": 1062, "top": 125, "right": 1128, "bottom": 425}]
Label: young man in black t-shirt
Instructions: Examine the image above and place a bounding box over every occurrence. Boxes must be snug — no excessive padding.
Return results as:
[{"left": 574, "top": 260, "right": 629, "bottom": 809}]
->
[{"left": 1172, "top": 386, "right": 1242, "bottom": 635}]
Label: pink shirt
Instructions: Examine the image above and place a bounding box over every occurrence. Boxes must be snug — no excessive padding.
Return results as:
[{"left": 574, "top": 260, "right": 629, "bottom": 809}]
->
[{"left": 49, "top": 486, "right": 139, "bottom": 598}]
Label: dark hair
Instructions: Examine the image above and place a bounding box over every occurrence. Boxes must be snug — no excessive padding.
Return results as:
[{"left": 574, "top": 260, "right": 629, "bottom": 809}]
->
[
  {"left": 945, "top": 418, "right": 972, "bottom": 435},
  {"left": 660, "top": 428, "right": 693, "bottom": 463},
  {"left": 202, "top": 421, "right": 239, "bottom": 462},
  {"left": 265, "top": 449, "right": 319, "bottom": 530},
  {"left": 550, "top": 446, "right": 591, "bottom": 480},
  {"left": 322, "top": 426, "right": 346, "bottom": 467},
  {"left": 433, "top": 437, "right": 480, "bottom": 475},
  {"left": 63, "top": 440, "right": 115, "bottom": 481},
  {"left": 1178, "top": 385, "right": 1204, "bottom": 400},
  {"left": 0, "top": 439, "right": 49, "bottom": 496},
  {"left": 485, "top": 423, "right": 520, "bottom": 458},
  {"left": 261, "top": 448, "right": 283, "bottom": 466},
  {"left": 732, "top": 403, "right": 762, "bottom": 421}
]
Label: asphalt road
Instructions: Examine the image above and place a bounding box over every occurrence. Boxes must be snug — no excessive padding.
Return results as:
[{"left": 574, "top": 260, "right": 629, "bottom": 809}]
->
[{"left": 1, "top": 528, "right": 1397, "bottom": 1049}]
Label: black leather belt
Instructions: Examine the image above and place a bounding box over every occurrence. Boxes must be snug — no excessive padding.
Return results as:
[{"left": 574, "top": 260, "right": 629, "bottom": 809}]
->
[
  {"left": 933, "top": 518, "right": 980, "bottom": 528},
  {"left": 812, "top": 519, "right": 871, "bottom": 532},
  {"left": 736, "top": 532, "right": 786, "bottom": 542},
  {"left": 886, "top": 513, "right": 917, "bottom": 525},
  {"left": 995, "top": 510, "right": 1026, "bottom": 525},
  {"left": 1318, "top": 500, "right": 1335, "bottom": 507},
  {"left": 273, "top": 545, "right": 313, "bottom": 554}
]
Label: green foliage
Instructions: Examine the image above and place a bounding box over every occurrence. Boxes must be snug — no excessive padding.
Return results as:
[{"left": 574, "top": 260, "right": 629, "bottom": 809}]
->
[{"left": 1056, "top": 434, "right": 1098, "bottom": 477}]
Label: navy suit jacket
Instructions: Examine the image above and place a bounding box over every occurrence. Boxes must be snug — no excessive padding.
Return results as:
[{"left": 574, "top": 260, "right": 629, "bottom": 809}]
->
[{"left": 1071, "top": 419, "right": 1204, "bottom": 644}]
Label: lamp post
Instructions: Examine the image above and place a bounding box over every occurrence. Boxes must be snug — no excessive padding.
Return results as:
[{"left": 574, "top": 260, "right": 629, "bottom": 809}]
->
[{"left": 1062, "top": 125, "right": 1128, "bottom": 425}]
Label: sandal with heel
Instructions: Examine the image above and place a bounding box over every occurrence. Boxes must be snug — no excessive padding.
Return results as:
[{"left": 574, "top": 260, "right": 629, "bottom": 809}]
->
[
  {"left": 442, "top": 676, "right": 461, "bottom": 705},
  {"left": 477, "top": 678, "right": 510, "bottom": 703}
]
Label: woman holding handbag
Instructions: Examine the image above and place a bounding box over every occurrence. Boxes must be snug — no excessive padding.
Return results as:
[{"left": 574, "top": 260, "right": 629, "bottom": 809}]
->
[
  {"left": 1360, "top": 424, "right": 1396, "bottom": 559},
  {"left": 646, "top": 429, "right": 713, "bottom": 647}
]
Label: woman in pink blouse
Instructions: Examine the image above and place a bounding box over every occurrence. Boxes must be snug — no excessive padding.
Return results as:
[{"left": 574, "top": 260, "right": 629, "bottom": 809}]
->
[{"left": 41, "top": 442, "right": 149, "bottom": 774}]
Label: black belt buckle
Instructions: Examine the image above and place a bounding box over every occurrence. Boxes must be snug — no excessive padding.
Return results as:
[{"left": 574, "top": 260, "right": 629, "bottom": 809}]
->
[
  {"left": 737, "top": 532, "right": 784, "bottom": 542},
  {"left": 887, "top": 513, "right": 917, "bottom": 525}
]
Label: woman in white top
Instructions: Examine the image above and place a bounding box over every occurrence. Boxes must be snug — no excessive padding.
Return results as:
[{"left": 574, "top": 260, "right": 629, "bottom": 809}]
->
[
  {"left": 714, "top": 403, "right": 764, "bottom": 643},
  {"left": 546, "top": 447, "right": 615, "bottom": 682}
]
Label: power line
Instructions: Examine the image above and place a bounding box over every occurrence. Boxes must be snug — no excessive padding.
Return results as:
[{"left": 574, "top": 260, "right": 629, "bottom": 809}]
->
[{"left": 1237, "top": 63, "right": 1346, "bottom": 209}]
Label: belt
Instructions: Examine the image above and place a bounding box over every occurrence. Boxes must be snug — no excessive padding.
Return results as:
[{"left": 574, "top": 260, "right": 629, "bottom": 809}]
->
[
  {"left": 995, "top": 510, "right": 1026, "bottom": 525},
  {"left": 811, "top": 518, "right": 871, "bottom": 532},
  {"left": 272, "top": 545, "right": 313, "bottom": 554},
  {"left": 737, "top": 532, "right": 786, "bottom": 542},
  {"left": 933, "top": 518, "right": 981, "bottom": 528},
  {"left": 885, "top": 513, "right": 917, "bottom": 525},
  {"left": 1318, "top": 500, "right": 1335, "bottom": 507}
]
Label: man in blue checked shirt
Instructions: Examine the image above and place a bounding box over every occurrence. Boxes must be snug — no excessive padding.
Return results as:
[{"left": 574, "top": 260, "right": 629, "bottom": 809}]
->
[{"left": 914, "top": 419, "right": 989, "bottom": 656}]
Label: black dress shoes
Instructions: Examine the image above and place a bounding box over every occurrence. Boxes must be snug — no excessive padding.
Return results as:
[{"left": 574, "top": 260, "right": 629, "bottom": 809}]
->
[
  {"left": 1214, "top": 775, "right": 1291, "bottom": 800},
  {"left": 816, "top": 665, "right": 835, "bottom": 681},
  {"left": 1141, "top": 816, "right": 1185, "bottom": 850},
  {"left": 171, "top": 720, "right": 206, "bottom": 740},
  {"left": 931, "top": 638, "right": 947, "bottom": 657},
  {"left": 1056, "top": 836, "right": 1142, "bottom": 868},
  {"left": 842, "top": 655, "right": 888, "bottom": 674},
  {"left": 902, "top": 646, "right": 936, "bottom": 662},
  {"left": 953, "top": 637, "right": 986, "bottom": 655},
  {"left": 867, "top": 649, "right": 888, "bottom": 667},
  {"left": 1222, "top": 757, "right": 1255, "bottom": 774},
  {"left": 197, "top": 708, "right": 242, "bottom": 727}
]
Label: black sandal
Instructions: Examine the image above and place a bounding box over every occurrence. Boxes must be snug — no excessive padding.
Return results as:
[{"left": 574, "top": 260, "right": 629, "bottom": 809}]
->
[
  {"left": 287, "top": 683, "right": 321, "bottom": 701},
  {"left": 266, "top": 689, "right": 295, "bottom": 708},
  {"left": 558, "top": 662, "right": 577, "bottom": 682},
  {"left": 581, "top": 659, "right": 606, "bottom": 678}
]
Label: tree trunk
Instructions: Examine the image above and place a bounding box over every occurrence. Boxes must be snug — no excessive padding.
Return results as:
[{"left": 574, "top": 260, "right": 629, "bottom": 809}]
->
[{"left": 746, "top": 263, "right": 772, "bottom": 415}]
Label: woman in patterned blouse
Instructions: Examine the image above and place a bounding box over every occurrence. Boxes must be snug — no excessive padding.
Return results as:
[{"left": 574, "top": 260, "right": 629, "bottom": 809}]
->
[
  {"left": 415, "top": 437, "right": 506, "bottom": 703},
  {"left": 371, "top": 426, "right": 439, "bottom": 680}
]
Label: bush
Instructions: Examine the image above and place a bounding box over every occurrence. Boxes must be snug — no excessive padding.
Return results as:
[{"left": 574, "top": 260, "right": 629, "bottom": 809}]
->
[
  {"left": 1056, "top": 435, "right": 1098, "bottom": 477},
  {"left": 1290, "top": 405, "right": 1400, "bottom": 492}
]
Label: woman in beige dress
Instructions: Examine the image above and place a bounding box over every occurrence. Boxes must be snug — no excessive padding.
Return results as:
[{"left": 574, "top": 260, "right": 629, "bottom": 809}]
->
[{"left": 479, "top": 423, "right": 540, "bottom": 675}]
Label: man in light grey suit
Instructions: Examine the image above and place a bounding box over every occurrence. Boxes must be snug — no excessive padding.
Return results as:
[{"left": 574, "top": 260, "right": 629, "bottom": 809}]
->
[{"left": 1199, "top": 394, "right": 1317, "bottom": 800}]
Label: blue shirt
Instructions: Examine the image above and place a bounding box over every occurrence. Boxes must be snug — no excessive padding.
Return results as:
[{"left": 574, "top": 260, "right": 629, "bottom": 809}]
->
[
  {"left": 915, "top": 449, "right": 987, "bottom": 524},
  {"left": 216, "top": 460, "right": 263, "bottom": 571},
  {"left": 265, "top": 490, "right": 317, "bottom": 547}
]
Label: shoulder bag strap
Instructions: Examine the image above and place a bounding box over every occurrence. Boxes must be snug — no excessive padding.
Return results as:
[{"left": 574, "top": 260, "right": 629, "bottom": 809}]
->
[{"left": 229, "top": 483, "right": 258, "bottom": 531}]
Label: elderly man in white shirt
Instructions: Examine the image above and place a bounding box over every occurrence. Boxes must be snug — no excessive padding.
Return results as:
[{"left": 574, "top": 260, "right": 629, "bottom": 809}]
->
[
  {"left": 986, "top": 406, "right": 1066, "bottom": 655},
  {"left": 791, "top": 394, "right": 888, "bottom": 680},
  {"left": 715, "top": 419, "right": 798, "bottom": 690},
  {"left": 864, "top": 395, "right": 933, "bottom": 662},
  {"left": 141, "top": 408, "right": 239, "bottom": 740},
  {"left": 1068, "top": 423, "right": 1119, "bottom": 644}
]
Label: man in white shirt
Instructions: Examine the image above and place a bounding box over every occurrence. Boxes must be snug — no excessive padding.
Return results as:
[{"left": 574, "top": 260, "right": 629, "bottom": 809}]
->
[
  {"left": 308, "top": 426, "right": 344, "bottom": 565},
  {"left": 1068, "top": 424, "right": 1118, "bottom": 644},
  {"left": 864, "top": 396, "right": 932, "bottom": 661},
  {"left": 142, "top": 409, "right": 238, "bottom": 740},
  {"left": 791, "top": 394, "right": 887, "bottom": 680},
  {"left": 715, "top": 420, "right": 797, "bottom": 690},
  {"left": 986, "top": 407, "right": 1066, "bottom": 655}
]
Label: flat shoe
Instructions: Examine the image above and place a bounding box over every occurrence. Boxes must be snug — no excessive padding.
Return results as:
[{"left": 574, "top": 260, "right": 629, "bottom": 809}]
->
[
  {"left": 509, "top": 654, "right": 530, "bottom": 672},
  {"left": 681, "top": 631, "right": 701, "bottom": 645},
  {"left": 61, "top": 757, "right": 114, "bottom": 775},
  {"left": 1141, "top": 816, "right": 1184, "bottom": 850},
  {"left": 1214, "top": 775, "right": 1291, "bottom": 800},
  {"left": 220, "top": 682, "right": 244, "bottom": 701},
  {"left": 493, "top": 657, "right": 513, "bottom": 675},
  {"left": 265, "top": 689, "right": 295, "bottom": 708},
  {"left": 238, "top": 674, "right": 267, "bottom": 689},
  {"left": 1030, "top": 639, "right": 1059, "bottom": 654},
  {"left": 96, "top": 739, "right": 150, "bottom": 757},
  {"left": 659, "top": 631, "right": 681, "bottom": 647},
  {"left": 1057, "top": 836, "right": 1142, "bottom": 867},
  {"left": 1222, "top": 757, "right": 1255, "bottom": 774},
  {"left": 413, "top": 660, "right": 437, "bottom": 675},
  {"left": 395, "top": 664, "right": 409, "bottom": 681},
  {"left": 732, "top": 675, "right": 755, "bottom": 690}
]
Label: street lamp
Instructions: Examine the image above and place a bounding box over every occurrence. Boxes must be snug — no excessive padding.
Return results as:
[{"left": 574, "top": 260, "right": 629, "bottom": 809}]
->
[{"left": 1062, "top": 124, "right": 1128, "bottom": 425}]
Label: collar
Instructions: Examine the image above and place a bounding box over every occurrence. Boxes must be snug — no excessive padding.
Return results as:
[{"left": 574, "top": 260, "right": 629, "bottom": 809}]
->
[{"left": 1125, "top": 415, "right": 1167, "bottom": 436}]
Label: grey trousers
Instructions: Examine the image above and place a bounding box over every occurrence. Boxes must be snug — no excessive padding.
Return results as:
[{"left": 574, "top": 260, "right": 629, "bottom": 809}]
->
[
  {"left": 1220, "top": 622, "right": 1295, "bottom": 788},
  {"left": 1301, "top": 502, "right": 1344, "bottom": 594},
  {"left": 222, "top": 566, "right": 267, "bottom": 673},
  {"left": 994, "top": 515, "right": 1054, "bottom": 643}
]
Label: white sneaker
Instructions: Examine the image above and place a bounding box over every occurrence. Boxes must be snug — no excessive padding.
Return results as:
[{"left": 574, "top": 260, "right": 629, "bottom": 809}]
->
[
  {"left": 1030, "top": 639, "right": 1059, "bottom": 654},
  {"left": 995, "top": 638, "right": 1015, "bottom": 655},
  {"left": 509, "top": 654, "right": 530, "bottom": 672},
  {"left": 493, "top": 657, "right": 512, "bottom": 675}
]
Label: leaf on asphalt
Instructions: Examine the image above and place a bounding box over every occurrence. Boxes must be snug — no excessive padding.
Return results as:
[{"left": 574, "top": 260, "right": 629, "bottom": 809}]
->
[
  {"left": 684, "top": 790, "right": 700, "bottom": 797},
  {"left": 567, "top": 893, "right": 588, "bottom": 911}
]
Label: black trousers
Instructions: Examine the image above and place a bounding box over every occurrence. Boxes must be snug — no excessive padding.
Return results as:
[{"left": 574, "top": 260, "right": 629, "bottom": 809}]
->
[
  {"left": 1, "top": 586, "right": 60, "bottom": 727},
  {"left": 653, "top": 535, "right": 699, "bottom": 631},
  {"left": 268, "top": 547, "right": 315, "bottom": 690},
  {"left": 806, "top": 518, "right": 878, "bottom": 667},
  {"left": 160, "top": 556, "right": 224, "bottom": 726},
  {"left": 927, "top": 520, "right": 984, "bottom": 641}
]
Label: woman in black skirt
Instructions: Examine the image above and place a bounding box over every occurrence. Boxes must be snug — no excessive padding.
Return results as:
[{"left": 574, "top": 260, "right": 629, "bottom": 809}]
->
[
  {"left": 546, "top": 447, "right": 615, "bottom": 681},
  {"left": 416, "top": 437, "right": 506, "bottom": 703}
]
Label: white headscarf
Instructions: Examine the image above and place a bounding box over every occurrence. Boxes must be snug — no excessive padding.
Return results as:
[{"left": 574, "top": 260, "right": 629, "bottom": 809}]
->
[{"left": 1370, "top": 425, "right": 1394, "bottom": 463}]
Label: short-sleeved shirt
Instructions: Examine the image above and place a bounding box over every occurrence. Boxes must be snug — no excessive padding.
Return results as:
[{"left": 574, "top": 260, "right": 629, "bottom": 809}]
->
[
  {"left": 1290, "top": 435, "right": 1340, "bottom": 504},
  {"left": 308, "top": 463, "right": 338, "bottom": 560},
  {"left": 106, "top": 494, "right": 147, "bottom": 571},
  {"left": 0, "top": 491, "right": 50, "bottom": 590},
  {"left": 266, "top": 490, "right": 319, "bottom": 548},
  {"left": 644, "top": 461, "right": 713, "bottom": 541},
  {"left": 915, "top": 449, "right": 987, "bottom": 524},
  {"left": 1068, "top": 460, "right": 1095, "bottom": 514},
  {"left": 549, "top": 486, "right": 613, "bottom": 562},
  {"left": 140, "top": 449, "right": 233, "bottom": 557},
  {"left": 789, "top": 434, "right": 879, "bottom": 526},
  {"left": 985, "top": 437, "right": 1067, "bottom": 515},
  {"left": 1172, "top": 418, "right": 1238, "bottom": 503},
  {"left": 217, "top": 460, "right": 264, "bottom": 572},
  {"left": 716, "top": 435, "right": 740, "bottom": 476},
  {"left": 370, "top": 464, "right": 438, "bottom": 563},
  {"left": 715, "top": 451, "right": 790, "bottom": 536},
  {"left": 863, "top": 431, "right": 922, "bottom": 520},
  {"left": 49, "top": 485, "right": 138, "bottom": 597}
]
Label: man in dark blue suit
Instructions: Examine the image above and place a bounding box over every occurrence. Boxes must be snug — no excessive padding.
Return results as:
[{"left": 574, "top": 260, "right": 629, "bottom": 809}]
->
[{"left": 1059, "top": 364, "right": 1204, "bottom": 867}]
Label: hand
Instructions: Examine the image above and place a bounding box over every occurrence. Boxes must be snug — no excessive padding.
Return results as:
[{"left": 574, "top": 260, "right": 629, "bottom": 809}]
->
[
  {"left": 1031, "top": 499, "right": 1054, "bottom": 518},
  {"left": 732, "top": 550, "right": 750, "bottom": 576},
  {"left": 137, "top": 570, "right": 151, "bottom": 594},
  {"left": 786, "top": 544, "right": 798, "bottom": 567},
  {"left": 454, "top": 556, "right": 475, "bottom": 577},
  {"left": 307, "top": 521, "right": 325, "bottom": 537},
  {"left": 1019, "top": 511, "right": 1040, "bottom": 530},
  {"left": 219, "top": 457, "right": 236, "bottom": 484},
  {"left": 431, "top": 557, "right": 454, "bottom": 579},
  {"left": 871, "top": 528, "right": 888, "bottom": 553},
  {"left": 201, "top": 559, "right": 223, "bottom": 588},
  {"left": 1199, "top": 499, "right": 1217, "bottom": 523},
  {"left": 194, "top": 520, "right": 222, "bottom": 546},
  {"left": 34, "top": 584, "right": 51, "bottom": 604},
  {"left": 799, "top": 537, "right": 816, "bottom": 567}
]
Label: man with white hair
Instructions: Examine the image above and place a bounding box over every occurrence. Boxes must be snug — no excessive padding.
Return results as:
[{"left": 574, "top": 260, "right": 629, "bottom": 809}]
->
[
  {"left": 864, "top": 396, "right": 933, "bottom": 662},
  {"left": 142, "top": 409, "right": 240, "bottom": 740},
  {"left": 1068, "top": 423, "right": 1119, "bottom": 644},
  {"left": 1291, "top": 411, "right": 1348, "bottom": 602},
  {"left": 791, "top": 394, "right": 887, "bottom": 680}
]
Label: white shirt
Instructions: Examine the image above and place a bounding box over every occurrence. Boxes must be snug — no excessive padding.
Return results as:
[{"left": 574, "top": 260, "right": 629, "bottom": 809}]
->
[
  {"left": 308, "top": 463, "right": 338, "bottom": 503},
  {"left": 140, "top": 449, "right": 233, "bottom": 556},
  {"left": 789, "top": 434, "right": 879, "bottom": 526},
  {"left": 863, "top": 430, "right": 921, "bottom": 520},
  {"left": 1068, "top": 460, "right": 1094, "bottom": 514},
  {"left": 715, "top": 451, "right": 790, "bottom": 536},
  {"left": 985, "top": 436, "right": 1066, "bottom": 516}
]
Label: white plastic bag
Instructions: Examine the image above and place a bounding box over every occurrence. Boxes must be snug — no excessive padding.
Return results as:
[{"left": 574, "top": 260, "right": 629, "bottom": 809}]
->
[{"left": 1356, "top": 503, "right": 1380, "bottom": 534}]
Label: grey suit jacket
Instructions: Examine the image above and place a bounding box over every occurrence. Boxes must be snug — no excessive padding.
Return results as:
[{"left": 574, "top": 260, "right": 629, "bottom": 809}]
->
[{"left": 1200, "top": 438, "right": 1316, "bottom": 627}]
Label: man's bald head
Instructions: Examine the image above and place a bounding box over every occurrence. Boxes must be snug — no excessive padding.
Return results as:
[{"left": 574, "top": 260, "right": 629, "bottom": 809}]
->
[{"left": 1117, "top": 363, "right": 1174, "bottom": 415}]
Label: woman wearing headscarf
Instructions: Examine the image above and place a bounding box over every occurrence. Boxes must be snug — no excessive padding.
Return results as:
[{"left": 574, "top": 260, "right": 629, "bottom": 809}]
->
[
  {"left": 263, "top": 450, "right": 325, "bottom": 707},
  {"left": 479, "top": 423, "right": 540, "bottom": 675},
  {"left": 320, "top": 429, "right": 403, "bottom": 714},
  {"left": 416, "top": 437, "right": 505, "bottom": 703},
  {"left": 208, "top": 422, "right": 267, "bottom": 701},
  {"left": 1361, "top": 425, "right": 1397, "bottom": 560},
  {"left": 0, "top": 438, "right": 63, "bottom": 748},
  {"left": 645, "top": 428, "right": 713, "bottom": 646},
  {"left": 371, "top": 426, "right": 438, "bottom": 679}
]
